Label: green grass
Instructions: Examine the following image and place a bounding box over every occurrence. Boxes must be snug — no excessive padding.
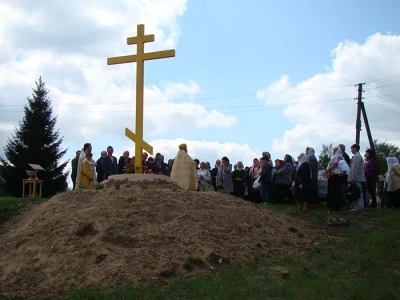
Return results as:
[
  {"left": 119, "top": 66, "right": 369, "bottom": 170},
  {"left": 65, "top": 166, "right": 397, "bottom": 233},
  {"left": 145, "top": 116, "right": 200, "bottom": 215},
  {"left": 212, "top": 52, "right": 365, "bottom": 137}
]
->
[
  {"left": 1, "top": 197, "right": 400, "bottom": 300},
  {"left": 0, "top": 196, "right": 46, "bottom": 226}
]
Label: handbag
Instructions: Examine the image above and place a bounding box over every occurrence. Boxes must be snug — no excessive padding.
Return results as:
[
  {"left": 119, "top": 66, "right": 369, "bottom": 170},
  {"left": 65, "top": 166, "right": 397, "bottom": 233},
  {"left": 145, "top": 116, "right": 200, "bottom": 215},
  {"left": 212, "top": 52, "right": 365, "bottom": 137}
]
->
[
  {"left": 331, "top": 167, "right": 343, "bottom": 175},
  {"left": 347, "top": 184, "right": 361, "bottom": 201}
]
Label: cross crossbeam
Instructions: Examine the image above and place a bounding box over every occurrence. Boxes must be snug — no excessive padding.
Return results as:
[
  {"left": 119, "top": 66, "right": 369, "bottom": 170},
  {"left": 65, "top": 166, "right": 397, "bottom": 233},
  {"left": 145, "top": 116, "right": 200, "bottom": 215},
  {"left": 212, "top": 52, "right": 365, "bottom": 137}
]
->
[
  {"left": 107, "top": 24, "right": 175, "bottom": 173},
  {"left": 107, "top": 49, "right": 175, "bottom": 65}
]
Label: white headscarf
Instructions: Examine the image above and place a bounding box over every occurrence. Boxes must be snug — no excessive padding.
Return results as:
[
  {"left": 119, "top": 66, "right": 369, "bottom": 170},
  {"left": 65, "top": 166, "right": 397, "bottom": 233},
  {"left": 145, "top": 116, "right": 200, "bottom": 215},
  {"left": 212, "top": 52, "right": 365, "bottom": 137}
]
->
[
  {"left": 386, "top": 157, "right": 399, "bottom": 186},
  {"left": 328, "top": 147, "right": 344, "bottom": 166},
  {"left": 297, "top": 153, "right": 309, "bottom": 170},
  {"left": 307, "top": 147, "right": 315, "bottom": 157},
  {"left": 297, "top": 153, "right": 312, "bottom": 178}
]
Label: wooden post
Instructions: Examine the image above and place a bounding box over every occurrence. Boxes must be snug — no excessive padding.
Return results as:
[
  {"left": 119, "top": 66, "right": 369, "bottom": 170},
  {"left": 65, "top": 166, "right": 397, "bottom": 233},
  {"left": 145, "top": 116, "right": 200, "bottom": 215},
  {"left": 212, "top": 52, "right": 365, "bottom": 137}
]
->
[{"left": 107, "top": 24, "right": 175, "bottom": 173}]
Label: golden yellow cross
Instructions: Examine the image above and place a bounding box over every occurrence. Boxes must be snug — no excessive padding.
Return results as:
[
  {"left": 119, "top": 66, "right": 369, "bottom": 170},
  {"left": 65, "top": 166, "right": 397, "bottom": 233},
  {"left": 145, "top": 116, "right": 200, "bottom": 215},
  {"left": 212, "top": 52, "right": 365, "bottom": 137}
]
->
[{"left": 107, "top": 24, "right": 175, "bottom": 173}]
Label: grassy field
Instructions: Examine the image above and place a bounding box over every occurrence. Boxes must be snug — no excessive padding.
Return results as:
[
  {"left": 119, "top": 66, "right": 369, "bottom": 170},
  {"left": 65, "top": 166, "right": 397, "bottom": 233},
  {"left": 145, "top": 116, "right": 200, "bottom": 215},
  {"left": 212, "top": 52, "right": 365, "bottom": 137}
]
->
[{"left": 1, "top": 197, "right": 400, "bottom": 300}]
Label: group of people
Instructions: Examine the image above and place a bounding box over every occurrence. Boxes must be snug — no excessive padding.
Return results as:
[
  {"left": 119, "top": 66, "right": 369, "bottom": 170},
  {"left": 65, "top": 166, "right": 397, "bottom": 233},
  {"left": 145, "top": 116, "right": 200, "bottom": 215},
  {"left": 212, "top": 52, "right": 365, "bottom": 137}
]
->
[
  {"left": 70, "top": 143, "right": 174, "bottom": 189},
  {"left": 165, "top": 143, "right": 400, "bottom": 212},
  {"left": 166, "top": 145, "right": 319, "bottom": 211},
  {"left": 70, "top": 142, "right": 400, "bottom": 212},
  {"left": 323, "top": 144, "right": 400, "bottom": 212}
]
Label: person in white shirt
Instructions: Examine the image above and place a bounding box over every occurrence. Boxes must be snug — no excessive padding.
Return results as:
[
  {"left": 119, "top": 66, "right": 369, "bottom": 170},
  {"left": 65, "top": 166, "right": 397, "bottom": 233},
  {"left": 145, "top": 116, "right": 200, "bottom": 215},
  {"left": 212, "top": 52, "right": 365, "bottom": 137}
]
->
[{"left": 197, "top": 162, "right": 211, "bottom": 186}]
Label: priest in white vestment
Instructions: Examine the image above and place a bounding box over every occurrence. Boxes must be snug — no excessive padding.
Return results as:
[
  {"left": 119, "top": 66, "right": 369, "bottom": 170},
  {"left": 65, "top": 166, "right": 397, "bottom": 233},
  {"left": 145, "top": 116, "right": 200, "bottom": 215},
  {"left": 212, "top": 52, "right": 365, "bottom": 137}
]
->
[{"left": 170, "top": 144, "right": 198, "bottom": 191}]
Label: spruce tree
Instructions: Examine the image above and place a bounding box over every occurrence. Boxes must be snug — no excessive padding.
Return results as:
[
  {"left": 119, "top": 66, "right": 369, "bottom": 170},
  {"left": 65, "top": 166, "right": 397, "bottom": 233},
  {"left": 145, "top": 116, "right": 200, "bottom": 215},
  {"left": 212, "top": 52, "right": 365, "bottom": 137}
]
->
[{"left": 0, "top": 77, "right": 69, "bottom": 197}]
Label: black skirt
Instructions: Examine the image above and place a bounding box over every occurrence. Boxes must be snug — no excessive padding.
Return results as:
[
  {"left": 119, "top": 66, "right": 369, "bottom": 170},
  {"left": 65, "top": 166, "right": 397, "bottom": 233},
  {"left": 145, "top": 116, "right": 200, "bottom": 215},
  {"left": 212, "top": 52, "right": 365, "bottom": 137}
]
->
[{"left": 327, "top": 174, "right": 346, "bottom": 210}]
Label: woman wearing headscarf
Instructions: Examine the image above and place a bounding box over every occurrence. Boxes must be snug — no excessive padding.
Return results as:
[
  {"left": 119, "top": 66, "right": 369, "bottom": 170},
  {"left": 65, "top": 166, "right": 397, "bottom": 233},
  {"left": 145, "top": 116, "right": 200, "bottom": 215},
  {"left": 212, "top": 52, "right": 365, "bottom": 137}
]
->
[
  {"left": 306, "top": 147, "right": 319, "bottom": 203},
  {"left": 118, "top": 150, "right": 132, "bottom": 174},
  {"left": 216, "top": 156, "right": 234, "bottom": 194},
  {"left": 245, "top": 158, "right": 262, "bottom": 202},
  {"left": 170, "top": 144, "right": 198, "bottom": 191},
  {"left": 384, "top": 157, "right": 400, "bottom": 208},
  {"left": 197, "top": 162, "right": 212, "bottom": 186},
  {"left": 232, "top": 161, "right": 246, "bottom": 198},
  {"left": 294, "top": 153, "right": 312, "bottom": 211},
  {"left": 324, "top": 147, "right": 346, "bottom": 213},
  {"left": 272, "top": 154, "right": 294, "bottom": 203}
]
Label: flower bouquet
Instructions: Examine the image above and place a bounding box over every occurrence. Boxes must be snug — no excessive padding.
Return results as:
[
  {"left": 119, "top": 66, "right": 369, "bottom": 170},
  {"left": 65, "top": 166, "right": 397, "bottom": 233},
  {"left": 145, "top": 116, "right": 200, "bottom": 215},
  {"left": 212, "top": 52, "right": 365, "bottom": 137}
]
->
[{"left": 124, "top": 162, "right": 135, "bottom": 174}]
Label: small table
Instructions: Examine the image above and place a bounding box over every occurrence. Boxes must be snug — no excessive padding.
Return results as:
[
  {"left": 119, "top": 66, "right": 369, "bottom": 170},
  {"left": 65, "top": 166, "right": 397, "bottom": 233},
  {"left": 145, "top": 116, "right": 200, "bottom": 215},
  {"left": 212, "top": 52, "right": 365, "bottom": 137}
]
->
[{"left": 22, "top": 179, "right": 43, "bottom": 198}]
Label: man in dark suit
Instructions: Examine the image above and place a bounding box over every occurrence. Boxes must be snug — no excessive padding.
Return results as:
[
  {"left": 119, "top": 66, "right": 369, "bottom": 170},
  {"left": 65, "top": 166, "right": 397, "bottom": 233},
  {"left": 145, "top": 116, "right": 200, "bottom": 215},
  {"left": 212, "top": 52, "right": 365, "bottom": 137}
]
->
[
  {"left": 96, "top": 151, "right": 107, "bottom": 182},
  {"left": 71, "top": 150, "right": 81, "bottom": 190},
  {"left": 339, "top": 144, "right": 351, "bottom": 167},
  {"left": 102, "top": 146, "right": 117, "bottom": 180}
]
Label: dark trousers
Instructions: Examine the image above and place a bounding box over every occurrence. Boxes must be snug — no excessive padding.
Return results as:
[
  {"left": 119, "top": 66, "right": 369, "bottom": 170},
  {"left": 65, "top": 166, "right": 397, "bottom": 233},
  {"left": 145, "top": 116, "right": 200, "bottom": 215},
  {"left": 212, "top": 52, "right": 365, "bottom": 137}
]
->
[
  {"left": 260, "top": 183, "right": 271, "bottom": 203},
  {"left": 388, "top": 189, "right": 400, "bottom": 208},
  {"left": 234, "top": 185, "right": 245, "bottom": 198},
  {"left": 71, "top": 176, "right": 76, "bottom": 190},
  {"left": 368, "top": 186, "right": 377, "bottom": 207},
  {"left": 97, "top": 174, "right": 104, "bottom": 183}
]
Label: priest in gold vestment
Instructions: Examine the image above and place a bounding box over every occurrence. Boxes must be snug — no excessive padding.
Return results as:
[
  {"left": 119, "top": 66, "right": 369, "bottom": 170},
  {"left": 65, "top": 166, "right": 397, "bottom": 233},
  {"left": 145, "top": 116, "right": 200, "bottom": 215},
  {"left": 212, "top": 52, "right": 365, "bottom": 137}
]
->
[
  {"left": 170, "top": 144, "right": 198, "bottom": 191},
  {"left": 77, "top": 152, "right": 95, "bottom": 188}
]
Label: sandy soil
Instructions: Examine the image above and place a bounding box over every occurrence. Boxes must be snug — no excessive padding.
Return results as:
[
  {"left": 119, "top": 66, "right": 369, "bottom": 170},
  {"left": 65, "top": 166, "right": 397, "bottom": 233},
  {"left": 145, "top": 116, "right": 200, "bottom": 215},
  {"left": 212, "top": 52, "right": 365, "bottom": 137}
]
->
[{"left": 0, "top": 181, "right": 321, "bottom": 299}]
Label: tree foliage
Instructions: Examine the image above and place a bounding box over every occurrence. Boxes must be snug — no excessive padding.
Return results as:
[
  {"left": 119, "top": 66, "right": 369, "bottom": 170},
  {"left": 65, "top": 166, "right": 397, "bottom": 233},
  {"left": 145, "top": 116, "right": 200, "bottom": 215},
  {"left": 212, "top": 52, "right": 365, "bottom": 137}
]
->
[
  {"left": 0, "top": 78, "right": 69, "bottom": 197},
  {"left": 318, "top": 144, "right": 333, "bottom": 168},
  {"left": 374, "top": 140, "right": 400, "bottom": 175}
]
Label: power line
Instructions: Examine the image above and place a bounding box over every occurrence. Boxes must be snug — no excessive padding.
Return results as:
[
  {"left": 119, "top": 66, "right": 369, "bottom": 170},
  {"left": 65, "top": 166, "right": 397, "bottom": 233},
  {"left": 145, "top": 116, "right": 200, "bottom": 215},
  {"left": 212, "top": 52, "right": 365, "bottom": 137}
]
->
[
  {"left": 0, "top": 98, "right": 353, "bottom": 122},
  {"left": 0, "top": 82, "right": 356, "bottom": 102},
  {"left": 0, "top": 96, "right": 360, "bottom": 113},
  {"left": 365, "top": 73, "right": 400, "bottom": 84},
  {"left": 0, "top": 74, "right": 398, "bottom": 107},
  {"left": 363, "top": 88, "right": 400, "bottom": 116},
  {"left": 364, "top": 90, "right": 400, "bottom": 107},
  {"left": 2, "top": 91, "right": 400, "bottom": 110},
  {"left": 375, "top": 82, "right": 400, "bottom": 89},
  {"left": 365, "top": 83, "right": 400, "bottom": 104},
  {"left": 364, "top": 99, "right": 400, "bottom": 117}
]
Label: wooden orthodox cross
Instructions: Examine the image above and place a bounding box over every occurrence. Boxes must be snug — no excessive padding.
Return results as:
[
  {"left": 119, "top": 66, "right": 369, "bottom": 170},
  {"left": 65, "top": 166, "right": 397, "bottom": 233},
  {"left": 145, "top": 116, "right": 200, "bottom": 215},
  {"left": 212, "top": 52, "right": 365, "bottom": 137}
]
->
[{"left": 107, "top": 24, "right": 175, "bottom": 173}]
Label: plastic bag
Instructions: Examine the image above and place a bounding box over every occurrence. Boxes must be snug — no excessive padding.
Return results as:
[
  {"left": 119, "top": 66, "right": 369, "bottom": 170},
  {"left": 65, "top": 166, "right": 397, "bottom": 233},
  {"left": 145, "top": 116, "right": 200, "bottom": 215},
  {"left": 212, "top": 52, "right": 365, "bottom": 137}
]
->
[{"left": 253, "top": 177, "right": 261, "bottom": 190}]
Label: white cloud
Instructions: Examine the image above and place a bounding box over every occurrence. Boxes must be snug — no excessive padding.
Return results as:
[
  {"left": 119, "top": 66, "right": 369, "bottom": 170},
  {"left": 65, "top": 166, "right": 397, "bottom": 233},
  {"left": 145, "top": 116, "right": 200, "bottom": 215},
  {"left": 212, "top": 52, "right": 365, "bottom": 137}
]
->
[
  {"left": 257, "top": 33, "right": 400, "bottom": 156},
  {"left": 0, "top": 0, "right": 237, "bottom": 164}
]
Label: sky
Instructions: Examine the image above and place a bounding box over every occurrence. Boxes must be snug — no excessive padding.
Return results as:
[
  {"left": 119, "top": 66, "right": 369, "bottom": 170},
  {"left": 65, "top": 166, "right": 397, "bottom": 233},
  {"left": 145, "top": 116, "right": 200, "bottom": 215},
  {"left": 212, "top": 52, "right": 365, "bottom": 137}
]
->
[{"left": 1, "top": 0, "right": 400, "bottom": 187}]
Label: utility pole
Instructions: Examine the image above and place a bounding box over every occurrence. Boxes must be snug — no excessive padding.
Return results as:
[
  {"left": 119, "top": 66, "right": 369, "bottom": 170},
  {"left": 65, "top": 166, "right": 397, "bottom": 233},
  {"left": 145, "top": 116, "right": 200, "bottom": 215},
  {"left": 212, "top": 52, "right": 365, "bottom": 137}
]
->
[
  {"left": 355, "top": 83, "right": 375, "bottom": 151},
  {"left": 361, "top": 102, "right": 375, "bottom": 151},
  {"left": 355, "top": 83, "right": 363, "bottom": 145}
]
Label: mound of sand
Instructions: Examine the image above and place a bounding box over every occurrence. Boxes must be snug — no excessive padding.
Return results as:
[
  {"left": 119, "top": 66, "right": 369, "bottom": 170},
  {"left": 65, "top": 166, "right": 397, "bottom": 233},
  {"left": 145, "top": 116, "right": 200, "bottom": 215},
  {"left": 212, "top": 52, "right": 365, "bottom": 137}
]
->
[{"left": 0, "top": 182, "right": 321, "bottom": 299}]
